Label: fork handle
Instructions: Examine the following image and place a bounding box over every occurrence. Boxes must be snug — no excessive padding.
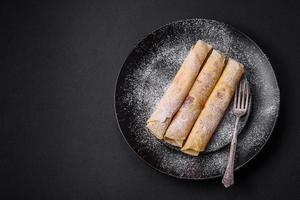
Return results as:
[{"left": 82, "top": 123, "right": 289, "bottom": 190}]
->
[{"left": 222, "top": 116, "right": 240, "bottom": 188}]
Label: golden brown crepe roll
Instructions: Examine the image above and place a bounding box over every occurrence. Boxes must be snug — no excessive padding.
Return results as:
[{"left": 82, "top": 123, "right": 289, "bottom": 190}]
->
[
  {"left": 164, "top": 50, "right": 226, "bottom": 147},
  {"left": 181, "top": 58, "right": 244, "bottom": 156},
  {"left": 146, "top": 40, "right": 212, "bottom": 139}
]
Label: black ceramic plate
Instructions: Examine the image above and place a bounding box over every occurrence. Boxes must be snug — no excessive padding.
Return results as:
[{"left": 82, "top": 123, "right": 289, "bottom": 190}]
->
[{"left": 115, "top": 19, "right": 279, "bottom": 179}]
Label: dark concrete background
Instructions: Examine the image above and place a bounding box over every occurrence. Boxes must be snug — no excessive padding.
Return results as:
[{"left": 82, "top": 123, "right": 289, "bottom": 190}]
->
[{"left": 1, "top": 0, "right": 299, "bottom": 199}]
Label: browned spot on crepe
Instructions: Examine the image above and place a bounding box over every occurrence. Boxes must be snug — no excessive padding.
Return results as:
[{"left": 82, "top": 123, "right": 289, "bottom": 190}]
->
[
  {"left": 216, "top": 88, "right": 226, "bottom": 99},
  {"left": 214, "top": 60, "right": 221, "bottom": 66},
  {"left": 183, "top": 96, "right": 194, "bottom": 106},
  {"left": 217, "top": 91, "right": 224, "bottom": 99},
  {"left": 196, "top": 79, "right": 202, "bottom": 84}
]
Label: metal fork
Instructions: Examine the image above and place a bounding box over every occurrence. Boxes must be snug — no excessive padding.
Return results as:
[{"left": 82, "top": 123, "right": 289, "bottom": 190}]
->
[{"left": 222, "top": 79, "right": 251, "bottom": 188}]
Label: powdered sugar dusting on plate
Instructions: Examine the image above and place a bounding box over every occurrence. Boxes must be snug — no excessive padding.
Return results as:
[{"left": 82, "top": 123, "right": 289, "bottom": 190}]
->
[{"left": 115, "top": 19, "right": 280, "bottom": 179}]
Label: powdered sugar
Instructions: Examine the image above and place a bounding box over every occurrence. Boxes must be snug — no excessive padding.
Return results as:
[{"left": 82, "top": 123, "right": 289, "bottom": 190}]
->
[
  {"left": 123, "top": 43, "right": 187, "bottom": 117},
  {"left": 115, "top": 19, "right": 280, "bottom": 179}
]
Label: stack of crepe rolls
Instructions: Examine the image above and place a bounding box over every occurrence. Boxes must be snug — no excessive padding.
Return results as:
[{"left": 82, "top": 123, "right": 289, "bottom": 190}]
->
[
  {"left": 146, "top": 40, "right": 212, "bottom": 139},
  {"left": 181, "top": 58, "right": 244, "bottom": 156},
  {"left": 146, "top": 39, "right": 244, "bottom": 156},
  {"left": 164, "top": 50, "right": 226, "bottom": 147}
]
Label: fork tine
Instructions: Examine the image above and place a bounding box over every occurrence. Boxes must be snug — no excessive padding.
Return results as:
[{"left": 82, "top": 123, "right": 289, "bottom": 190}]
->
[
  {"left": 248, "top": 94, "right": 252, "bottom": 110},
  {"left": 241, "top": 80, "right": 246, "bottom": 109},
  {"left": 245, "top": 81, "right": 250, "bottom": 110},
  {"left": 238, "top": 80, "right": 243, "bottom": 108},
  {"left": 245, "top": 81, "right": 248, "bottom": 109}
]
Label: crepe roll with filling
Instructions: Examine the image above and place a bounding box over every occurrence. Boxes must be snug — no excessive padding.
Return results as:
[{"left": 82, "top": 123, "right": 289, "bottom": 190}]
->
[
  {"left": 181, "top": 58, "right": 244, "bottom": 156},
  {"left": 164, "top": 50, "right": 226, "bottom": 147},
  {"left": 146, "top": 40, "right": 212, "bottom": 139}
]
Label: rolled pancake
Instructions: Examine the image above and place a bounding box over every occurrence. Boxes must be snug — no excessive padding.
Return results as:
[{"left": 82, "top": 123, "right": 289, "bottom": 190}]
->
[
  {"left": 146, "top": 40, "right": 212, "bottom": 139},
  {"left": 164, "top": 50, "right": 226, "bottom": 147},
  {"left": 181, "top": 58, "right": 244, "bottom": 156}
]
